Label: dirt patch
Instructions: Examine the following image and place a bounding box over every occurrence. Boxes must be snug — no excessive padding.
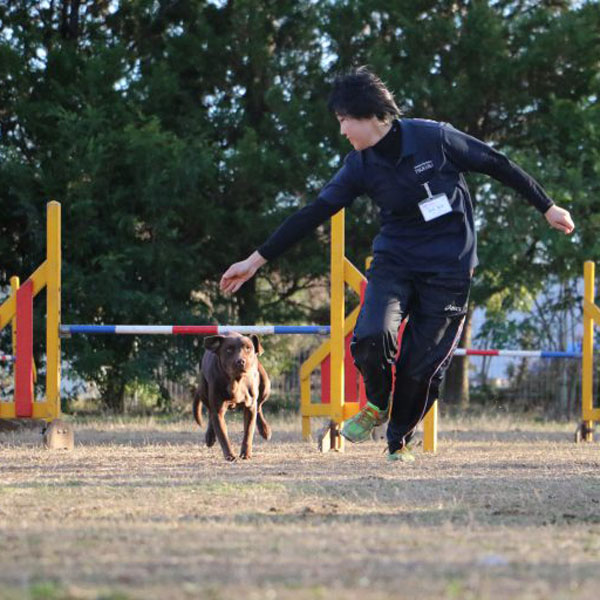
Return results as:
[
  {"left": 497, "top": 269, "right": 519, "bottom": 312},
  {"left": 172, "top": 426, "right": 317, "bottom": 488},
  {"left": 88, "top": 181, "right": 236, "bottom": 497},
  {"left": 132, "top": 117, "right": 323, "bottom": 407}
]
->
[{"left": 1, "top": 414, "right": 599, "bottom": 599}]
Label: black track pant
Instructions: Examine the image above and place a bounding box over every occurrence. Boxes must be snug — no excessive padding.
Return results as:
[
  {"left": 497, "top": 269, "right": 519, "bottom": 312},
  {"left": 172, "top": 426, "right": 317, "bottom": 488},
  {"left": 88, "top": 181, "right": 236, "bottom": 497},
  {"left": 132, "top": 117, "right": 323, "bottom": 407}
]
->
[{"left": 350, "top": 260, "right": 471, "bottom": 453}]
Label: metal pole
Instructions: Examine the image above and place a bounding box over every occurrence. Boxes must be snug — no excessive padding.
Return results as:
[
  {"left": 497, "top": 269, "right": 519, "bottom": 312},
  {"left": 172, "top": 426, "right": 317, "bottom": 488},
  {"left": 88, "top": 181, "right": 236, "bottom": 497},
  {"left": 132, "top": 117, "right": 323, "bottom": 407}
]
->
[
  {"left": 44, "top": 201, "right": 61, "bottom": 421},
  {"left": 582, "top": 261, "right": 595, "bottom": 441}
]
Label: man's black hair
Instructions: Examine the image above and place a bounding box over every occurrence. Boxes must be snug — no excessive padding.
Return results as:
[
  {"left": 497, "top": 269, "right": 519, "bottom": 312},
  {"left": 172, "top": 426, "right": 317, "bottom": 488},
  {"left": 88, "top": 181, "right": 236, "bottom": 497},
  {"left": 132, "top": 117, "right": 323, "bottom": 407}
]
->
[{"left": 327, "top": 66, "right": 401, "bottom": 121}]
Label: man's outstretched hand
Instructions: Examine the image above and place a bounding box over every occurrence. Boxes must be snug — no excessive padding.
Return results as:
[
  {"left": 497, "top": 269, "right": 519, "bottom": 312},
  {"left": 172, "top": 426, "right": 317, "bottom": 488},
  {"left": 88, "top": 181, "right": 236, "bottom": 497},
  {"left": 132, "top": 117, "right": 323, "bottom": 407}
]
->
[
  {"left": 545, "top": 205, "right": 575, "bottom": 234},
  {"left": 219, "top": 251, "right": 267, "bottom": 294}
]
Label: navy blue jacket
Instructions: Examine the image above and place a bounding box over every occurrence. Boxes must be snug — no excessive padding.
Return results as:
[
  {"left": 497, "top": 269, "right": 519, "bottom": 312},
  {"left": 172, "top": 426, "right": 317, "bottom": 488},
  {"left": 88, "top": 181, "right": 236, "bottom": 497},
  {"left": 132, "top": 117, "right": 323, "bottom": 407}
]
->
[{"left": 259, "top": 118, "right": 554, "bottom": 273}]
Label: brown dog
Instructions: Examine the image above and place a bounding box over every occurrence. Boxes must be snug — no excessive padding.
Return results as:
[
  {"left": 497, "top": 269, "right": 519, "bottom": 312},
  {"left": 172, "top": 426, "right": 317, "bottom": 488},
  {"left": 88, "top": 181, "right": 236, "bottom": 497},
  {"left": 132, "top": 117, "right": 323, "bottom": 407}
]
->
[{"left": 193, "top": 332, "right": 271, "bottom": 461}]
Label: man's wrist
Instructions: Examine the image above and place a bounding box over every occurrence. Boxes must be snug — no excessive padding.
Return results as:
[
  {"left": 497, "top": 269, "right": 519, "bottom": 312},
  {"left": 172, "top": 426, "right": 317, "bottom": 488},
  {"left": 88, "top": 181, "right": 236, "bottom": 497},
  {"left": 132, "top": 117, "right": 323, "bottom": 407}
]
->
[
  {"left": 247, "top": 251, "right": 267, "bottom": 270},
  {"left": 543, "top": 202, "right": 556, "bottom": 216}
]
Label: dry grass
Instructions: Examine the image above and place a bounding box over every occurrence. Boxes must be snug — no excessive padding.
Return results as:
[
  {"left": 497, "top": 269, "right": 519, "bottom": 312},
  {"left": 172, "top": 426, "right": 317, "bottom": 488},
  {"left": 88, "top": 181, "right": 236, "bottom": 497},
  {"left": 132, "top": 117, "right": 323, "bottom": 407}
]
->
[{"left": 1, "top": 412, "right": 599, "bottom": 600}]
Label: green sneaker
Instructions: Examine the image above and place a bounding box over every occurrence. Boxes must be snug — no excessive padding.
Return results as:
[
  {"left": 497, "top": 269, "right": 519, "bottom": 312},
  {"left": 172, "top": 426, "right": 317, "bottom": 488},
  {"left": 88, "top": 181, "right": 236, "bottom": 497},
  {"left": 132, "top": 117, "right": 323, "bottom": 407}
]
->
[
  {"left": 387, "top": 446, "right": 416, "bottom": 463},
  {"left": 341, "top": 402, "right": 387, "bottom": 443}
]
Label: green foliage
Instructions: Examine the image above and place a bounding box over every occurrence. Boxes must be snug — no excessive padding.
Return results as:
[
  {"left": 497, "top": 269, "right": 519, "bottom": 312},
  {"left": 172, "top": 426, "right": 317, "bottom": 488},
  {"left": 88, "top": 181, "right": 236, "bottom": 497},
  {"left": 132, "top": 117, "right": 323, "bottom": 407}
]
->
[{"left": 1, "top": 1, "right": 598, "bottom": 411}]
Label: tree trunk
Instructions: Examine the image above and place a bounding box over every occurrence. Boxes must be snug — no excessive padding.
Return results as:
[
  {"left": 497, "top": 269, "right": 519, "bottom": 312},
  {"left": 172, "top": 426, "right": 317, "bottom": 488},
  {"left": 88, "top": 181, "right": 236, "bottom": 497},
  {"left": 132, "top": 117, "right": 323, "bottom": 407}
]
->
[
  {"left": 443, "top": 303, "right": 473, "bottom": 408},
  {"left": 100, "top": 368, "right": 126, "bottom": 414},
  {"left": 60, "top": 0, "right": 81, "bottom": 40},
  {"left": 237, "top": 277, "right": 261, "bottom": 324}
]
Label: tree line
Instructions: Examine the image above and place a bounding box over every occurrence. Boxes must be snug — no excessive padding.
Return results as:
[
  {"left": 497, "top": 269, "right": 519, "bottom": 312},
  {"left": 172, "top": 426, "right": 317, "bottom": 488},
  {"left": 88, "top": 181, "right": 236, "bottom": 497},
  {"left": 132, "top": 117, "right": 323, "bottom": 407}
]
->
[{"left": 1, "top": 1, "right": 598, "bottom": 411}]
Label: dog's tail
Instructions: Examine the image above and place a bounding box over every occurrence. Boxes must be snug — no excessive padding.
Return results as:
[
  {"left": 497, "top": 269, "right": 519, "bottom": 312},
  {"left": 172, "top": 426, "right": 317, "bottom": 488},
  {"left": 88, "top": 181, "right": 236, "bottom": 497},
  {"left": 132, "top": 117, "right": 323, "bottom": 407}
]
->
[{"left": 192, "top": 388, "right": 203, "bottom": 428}]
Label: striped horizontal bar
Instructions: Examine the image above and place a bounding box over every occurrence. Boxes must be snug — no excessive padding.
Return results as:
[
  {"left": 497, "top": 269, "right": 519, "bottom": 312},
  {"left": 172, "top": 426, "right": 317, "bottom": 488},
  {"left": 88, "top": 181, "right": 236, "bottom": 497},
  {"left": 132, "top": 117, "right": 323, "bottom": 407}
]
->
[
  {"left": 57, "top": 326, "right": 584, "bottom": 358},
  {"left": 116, "top": 326, "right": 173, "bottom": 335},
  {"left": 454, "top": 349, "right": 581, "bottom": 359},
  {"left": 60, "top": 324, "right": 331, "bottom": 336}
]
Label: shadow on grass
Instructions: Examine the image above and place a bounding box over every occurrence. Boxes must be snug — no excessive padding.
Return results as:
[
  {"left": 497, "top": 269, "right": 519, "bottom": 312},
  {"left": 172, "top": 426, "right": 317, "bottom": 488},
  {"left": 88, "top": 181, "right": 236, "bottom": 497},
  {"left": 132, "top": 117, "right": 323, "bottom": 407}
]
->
[
  {"left": 437, "top": 430, "right": 577, "bottom": 443},
  {"left": 2, "top": 428, "right": 580, "bottom": 449},
  {"left": 0, "top": 427, "right": 301, "bottom": 448}
]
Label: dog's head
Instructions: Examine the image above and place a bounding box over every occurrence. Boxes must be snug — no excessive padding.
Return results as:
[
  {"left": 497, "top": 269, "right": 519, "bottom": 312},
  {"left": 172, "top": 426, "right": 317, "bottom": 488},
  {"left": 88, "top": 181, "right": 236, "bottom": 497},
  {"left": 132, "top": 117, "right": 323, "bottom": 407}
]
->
[{"left": 204, "top": 332, "right": 263, "bottom": 379}]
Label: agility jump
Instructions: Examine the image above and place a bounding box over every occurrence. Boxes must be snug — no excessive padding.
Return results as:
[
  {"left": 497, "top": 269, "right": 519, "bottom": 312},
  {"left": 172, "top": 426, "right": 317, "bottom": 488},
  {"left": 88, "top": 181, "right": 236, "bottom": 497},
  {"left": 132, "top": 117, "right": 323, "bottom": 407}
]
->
[
  {"left": 0, "top": 202, "right": 597, "bottom": 449},
  {"left": 0, "top": 202, "right": 61, "bottom": 436}
]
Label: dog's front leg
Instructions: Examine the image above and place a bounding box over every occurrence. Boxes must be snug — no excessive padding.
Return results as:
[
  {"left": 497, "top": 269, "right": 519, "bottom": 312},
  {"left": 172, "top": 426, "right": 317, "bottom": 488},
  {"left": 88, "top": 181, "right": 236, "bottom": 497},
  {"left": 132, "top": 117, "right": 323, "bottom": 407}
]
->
[
  {"left": 240, "top": 402, "right": 257, "bottom": 460},
  {"left": 210, "top": 405, "right": 237, "bottom": 462}
]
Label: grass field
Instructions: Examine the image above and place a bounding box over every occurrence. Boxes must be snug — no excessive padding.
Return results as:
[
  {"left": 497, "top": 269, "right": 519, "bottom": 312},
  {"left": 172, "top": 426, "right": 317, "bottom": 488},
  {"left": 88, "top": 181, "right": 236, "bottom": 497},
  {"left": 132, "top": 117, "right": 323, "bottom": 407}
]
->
[{"left": 1, "top": 411, "right": 599, "bottom": 600}]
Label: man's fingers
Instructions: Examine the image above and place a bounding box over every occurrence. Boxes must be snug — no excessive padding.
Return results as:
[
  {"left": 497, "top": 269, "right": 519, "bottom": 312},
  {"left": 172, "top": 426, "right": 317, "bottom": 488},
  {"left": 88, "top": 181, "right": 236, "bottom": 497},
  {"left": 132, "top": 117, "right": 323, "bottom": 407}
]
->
[
  {"left": 557, "top": 218, "right": 574, "bottom": 234},
  {"left": 227, "top": 281, "right": 243, "bottom": 294},
  {"left": 547, "top": 212, "right": 575, "bottom": 234},
  {"left": 220, "top": 275, "right": 247, "bottom": 295},
  {"left": 545, "top": 206, "right": 574, "bottom": 235},
  {"left": 219, "top": 259, "right": 259, "bottom": 295},
  {"left": 227, "top": 280, "right": 240, "bottom": 293},
  {"left": 220, "top": 278, "right": 234, "bottom": 293}
]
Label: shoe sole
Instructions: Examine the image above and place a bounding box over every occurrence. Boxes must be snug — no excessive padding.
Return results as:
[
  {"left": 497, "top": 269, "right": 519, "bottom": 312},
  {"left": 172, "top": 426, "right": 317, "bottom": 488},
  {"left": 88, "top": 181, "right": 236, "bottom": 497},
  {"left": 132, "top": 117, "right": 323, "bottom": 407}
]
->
[{"left": 341, "top": 417, "right": 386, "bottom": 444}]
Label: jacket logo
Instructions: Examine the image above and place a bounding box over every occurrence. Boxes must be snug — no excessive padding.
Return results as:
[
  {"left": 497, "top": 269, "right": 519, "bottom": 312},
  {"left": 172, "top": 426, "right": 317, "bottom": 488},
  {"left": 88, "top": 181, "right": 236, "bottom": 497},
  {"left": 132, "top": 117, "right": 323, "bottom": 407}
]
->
[
  {"left": 414, "top": 160, "right": 434, "bottom": 174},
  {"left": 444, "top": 303, "right": 464, "bottom": 313}
]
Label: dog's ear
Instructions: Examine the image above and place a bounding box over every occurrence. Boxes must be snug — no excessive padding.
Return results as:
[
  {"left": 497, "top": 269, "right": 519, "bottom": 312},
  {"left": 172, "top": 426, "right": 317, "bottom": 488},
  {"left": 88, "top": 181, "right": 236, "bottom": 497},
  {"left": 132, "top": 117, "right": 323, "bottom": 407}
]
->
[
  {"left": 250, "top": 334, "right": 264, "bottom": 356},
  {"left": 204, "top": 335, "right": 225, "bottom": 352}
]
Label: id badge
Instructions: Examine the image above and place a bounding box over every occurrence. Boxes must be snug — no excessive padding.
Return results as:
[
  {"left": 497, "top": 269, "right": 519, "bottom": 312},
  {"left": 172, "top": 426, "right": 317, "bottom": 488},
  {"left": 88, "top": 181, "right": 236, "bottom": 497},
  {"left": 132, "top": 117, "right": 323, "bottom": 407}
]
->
[{"left": 418, "top": 193, "right": 452, "bottom": 222}]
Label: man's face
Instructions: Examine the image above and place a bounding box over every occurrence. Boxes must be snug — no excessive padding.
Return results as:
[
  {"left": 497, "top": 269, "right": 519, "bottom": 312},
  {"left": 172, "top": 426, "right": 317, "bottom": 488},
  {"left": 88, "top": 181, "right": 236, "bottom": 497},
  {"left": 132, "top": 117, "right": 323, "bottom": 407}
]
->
[{"left": 336, "top": 114, "right": 383, "bottom": 151}]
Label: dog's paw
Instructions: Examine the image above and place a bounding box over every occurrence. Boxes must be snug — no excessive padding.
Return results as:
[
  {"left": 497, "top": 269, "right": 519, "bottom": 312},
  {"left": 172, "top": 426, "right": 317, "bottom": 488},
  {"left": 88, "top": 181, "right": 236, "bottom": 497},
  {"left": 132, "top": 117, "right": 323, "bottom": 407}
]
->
[
  {"left": 225, "top": 454, "right": 238, "bottom": 462},
  {"left": 240, "top": 451, "right": 252, "bottom": 460}
]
